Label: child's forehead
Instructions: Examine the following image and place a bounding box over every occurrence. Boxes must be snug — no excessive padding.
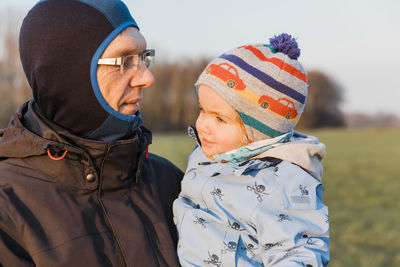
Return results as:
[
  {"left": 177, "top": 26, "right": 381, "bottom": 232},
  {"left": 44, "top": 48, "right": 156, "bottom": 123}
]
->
[{"left": 198, "top": 85, "right": 237, "bottom": 118}]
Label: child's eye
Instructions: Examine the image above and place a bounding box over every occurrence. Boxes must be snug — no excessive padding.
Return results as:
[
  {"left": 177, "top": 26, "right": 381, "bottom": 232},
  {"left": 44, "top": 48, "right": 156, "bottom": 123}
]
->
[{"left": 216, "top": 116, "right": 225, "bottom": 123}]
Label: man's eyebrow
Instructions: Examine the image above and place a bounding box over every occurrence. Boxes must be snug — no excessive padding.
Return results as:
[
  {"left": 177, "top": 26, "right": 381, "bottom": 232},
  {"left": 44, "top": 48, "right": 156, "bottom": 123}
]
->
[{"left": 111, "top": 48, "right": 142, "bottom": 57}]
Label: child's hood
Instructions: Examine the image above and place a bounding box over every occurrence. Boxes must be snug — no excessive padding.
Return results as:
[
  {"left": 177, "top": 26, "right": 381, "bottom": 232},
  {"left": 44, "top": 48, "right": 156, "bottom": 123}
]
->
[{"left": 256, "top": 131, "right": 326, "bottom": 181}]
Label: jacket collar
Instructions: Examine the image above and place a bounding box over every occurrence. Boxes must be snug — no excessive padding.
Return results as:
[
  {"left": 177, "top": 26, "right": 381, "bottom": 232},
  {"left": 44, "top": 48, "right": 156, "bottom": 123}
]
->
[
  {"left": 255, "top": 131, "right": 325, "bottom": 181},
  {"left": 0, "top": 101, "right": 152, "bottom": 189}
]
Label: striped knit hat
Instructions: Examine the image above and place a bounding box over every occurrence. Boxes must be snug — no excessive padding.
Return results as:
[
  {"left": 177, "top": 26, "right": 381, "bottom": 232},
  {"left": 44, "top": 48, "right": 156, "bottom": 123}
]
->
[{"left": 195, "top": 33, "right": 307, "bottom": 142}]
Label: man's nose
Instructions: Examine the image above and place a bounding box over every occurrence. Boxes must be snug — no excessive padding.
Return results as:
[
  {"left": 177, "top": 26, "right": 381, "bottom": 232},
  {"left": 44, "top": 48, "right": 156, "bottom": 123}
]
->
[{"left": 129, "top": 62, "right": 154, "bottom": 88}]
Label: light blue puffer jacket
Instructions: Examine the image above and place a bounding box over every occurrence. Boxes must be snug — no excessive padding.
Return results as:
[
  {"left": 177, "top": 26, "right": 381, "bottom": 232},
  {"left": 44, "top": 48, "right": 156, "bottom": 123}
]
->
[{"left": 173, "top": 133, "right": 329, "bottom": 266}]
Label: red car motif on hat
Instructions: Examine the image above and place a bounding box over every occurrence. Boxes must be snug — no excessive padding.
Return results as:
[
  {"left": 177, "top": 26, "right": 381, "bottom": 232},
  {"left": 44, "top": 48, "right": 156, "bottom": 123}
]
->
[
  {"left": 206, "top": 63, "right": 246, "bottom": 91},
  {"left": 258, "top": 95, "right": 298, "bottom": 120}
]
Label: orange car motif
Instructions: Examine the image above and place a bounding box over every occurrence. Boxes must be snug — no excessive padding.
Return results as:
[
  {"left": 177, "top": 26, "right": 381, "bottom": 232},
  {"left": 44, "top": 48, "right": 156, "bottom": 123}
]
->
[
  {"left": 206, "top": 62, "right": 298, "bottom": 121},
  {"left": 258, "top": 95, "right": 298, "bottom": 120},
  {"left": 206, "top": 63, "right": 246, "bottom": 91}
]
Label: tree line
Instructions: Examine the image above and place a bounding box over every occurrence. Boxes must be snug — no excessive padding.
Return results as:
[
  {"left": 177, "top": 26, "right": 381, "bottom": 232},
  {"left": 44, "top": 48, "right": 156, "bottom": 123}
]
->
[
  {"left": 140, "top": 62, "right": 346, "bottom": 131},
  {"left": 0, "top": 13, "right": 31, "bottom": 128},
  {"left": 0, "top": 12, "right": 347, "bottom": 131}
]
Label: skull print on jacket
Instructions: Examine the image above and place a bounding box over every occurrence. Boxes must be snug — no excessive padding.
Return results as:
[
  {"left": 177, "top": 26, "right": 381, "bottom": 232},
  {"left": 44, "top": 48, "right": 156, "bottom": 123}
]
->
[{"left": 173, "top": 133, "right": 329, "bottom": 266}]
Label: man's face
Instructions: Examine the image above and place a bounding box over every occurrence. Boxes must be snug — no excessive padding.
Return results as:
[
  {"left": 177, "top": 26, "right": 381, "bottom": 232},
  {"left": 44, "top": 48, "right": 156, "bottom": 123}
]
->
[{"left": 97, "top": 27, "right": 154, "bottom": 115}]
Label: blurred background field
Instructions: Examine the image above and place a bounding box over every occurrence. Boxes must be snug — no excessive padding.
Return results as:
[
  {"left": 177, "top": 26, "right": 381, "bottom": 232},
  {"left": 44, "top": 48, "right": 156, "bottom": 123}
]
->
[{"left": 150, "top": 128, "right": 400, "bottom": 267}]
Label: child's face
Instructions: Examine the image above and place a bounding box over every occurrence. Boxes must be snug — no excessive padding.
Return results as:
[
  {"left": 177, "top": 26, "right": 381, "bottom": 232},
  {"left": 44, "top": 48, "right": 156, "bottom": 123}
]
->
[{"left": 196, "top": 85, "right": 248, "bottom": 158}]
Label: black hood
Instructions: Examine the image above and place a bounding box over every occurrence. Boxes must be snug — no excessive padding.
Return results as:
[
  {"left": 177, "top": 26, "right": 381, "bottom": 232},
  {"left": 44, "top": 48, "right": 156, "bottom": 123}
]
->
[{"left": 19, "top": 0, "right": 142, "bottom": 139}]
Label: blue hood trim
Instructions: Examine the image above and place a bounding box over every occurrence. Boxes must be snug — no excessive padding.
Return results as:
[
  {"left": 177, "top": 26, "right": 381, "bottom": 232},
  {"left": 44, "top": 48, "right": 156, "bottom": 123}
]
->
[
  {"left": 22, "top": 0, "right": 142, "bottom": 140},
  {"left": 90, "top": 21, "right": 140, "bottom": 122},
  {"left": 77, "top": 0, "right": 138, "bottom": 29}
]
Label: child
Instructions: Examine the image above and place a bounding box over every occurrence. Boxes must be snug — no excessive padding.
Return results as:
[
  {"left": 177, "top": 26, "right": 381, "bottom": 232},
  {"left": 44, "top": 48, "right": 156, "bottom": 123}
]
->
[{"left": 173, "top": 33, "right": 329, "bottom": 266}]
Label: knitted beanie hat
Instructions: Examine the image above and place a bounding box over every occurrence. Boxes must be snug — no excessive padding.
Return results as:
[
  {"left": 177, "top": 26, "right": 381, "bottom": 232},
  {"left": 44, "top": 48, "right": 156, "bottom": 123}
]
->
[{"left": 195, "top": 33, "right": 307, "bottom": 142}]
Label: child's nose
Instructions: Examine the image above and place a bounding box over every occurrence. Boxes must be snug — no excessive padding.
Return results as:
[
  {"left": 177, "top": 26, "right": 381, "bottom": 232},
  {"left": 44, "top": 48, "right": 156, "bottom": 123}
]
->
[{"left": 196, "top": 113, "right": 210, "bottom": 134}]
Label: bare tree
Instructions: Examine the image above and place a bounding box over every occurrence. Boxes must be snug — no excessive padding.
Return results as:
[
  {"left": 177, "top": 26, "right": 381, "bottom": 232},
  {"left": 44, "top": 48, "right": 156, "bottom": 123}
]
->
[
  {"left": 0, "top": 12, "right": 346, "bottom": 131},
  {"left": 296, "top": 70, "right": 345, "bottom": 129},
  {"left": 141, "top": 58, "right": 209, "bottom": 131},
  {"left": 143, "top": 65, "right": 346, "bottom": 132},
  {"left": 0, "top": 11, "right": 32, "bottom": 128}
]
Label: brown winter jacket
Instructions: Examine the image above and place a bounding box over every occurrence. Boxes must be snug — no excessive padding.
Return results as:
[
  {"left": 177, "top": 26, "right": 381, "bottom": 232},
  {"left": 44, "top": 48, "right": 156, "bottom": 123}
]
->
[{"left": 0, "top": 102, "right": 183, "bottom": 266}]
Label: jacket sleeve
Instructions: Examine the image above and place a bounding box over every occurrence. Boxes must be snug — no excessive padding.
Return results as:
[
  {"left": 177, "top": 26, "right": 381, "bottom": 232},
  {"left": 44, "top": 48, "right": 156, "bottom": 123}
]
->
[
  {"left": 251, "top": 167, "right": 329, "bottom": 266},
  {"left": 0, "top": 229, "right": 34, "bottom": 266},
  {"left": 146, "top": 153, "right": 184, "bottom": 247},
  {"left": 0, "top": 187, "right": 34, "bottom": 266}
]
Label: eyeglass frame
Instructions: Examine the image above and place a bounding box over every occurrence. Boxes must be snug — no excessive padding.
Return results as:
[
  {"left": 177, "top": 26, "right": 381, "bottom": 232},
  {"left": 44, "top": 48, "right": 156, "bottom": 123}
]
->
[{"left": 97, "top": 49, "right": 155, "bottom": 74}]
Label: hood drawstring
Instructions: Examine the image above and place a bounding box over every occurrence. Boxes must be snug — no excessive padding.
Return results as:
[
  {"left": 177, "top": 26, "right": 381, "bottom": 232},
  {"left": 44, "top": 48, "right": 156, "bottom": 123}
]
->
[
  {"left": 47, "top": 145, "right": 68, "bottom": 161},
  {"left": 145, "top": 146, "right": 149, "bottom": 159}
]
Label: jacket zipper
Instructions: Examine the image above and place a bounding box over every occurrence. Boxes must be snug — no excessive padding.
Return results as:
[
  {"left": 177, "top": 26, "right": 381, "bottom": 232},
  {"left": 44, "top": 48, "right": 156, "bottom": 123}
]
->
[{"left": 97, "top": 144, "right": 129, "bottom": 267}]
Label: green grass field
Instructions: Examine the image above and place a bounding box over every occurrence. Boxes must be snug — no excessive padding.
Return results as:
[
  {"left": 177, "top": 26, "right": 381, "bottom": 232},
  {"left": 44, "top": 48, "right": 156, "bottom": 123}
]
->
[{"left": 150, "top": 128, "right": 400, "bottom": 267}]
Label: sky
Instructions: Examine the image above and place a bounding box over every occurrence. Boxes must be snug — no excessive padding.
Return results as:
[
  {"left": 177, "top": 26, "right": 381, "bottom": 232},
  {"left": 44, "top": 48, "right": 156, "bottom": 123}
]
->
[{"left": 1, "top": 0, "right": 400, "bottom": 116}]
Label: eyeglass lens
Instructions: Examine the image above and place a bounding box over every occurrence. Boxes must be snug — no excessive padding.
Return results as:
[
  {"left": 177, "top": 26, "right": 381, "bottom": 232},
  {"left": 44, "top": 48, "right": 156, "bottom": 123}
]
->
[
  {"left": 122, "top": 55, "right": 136, "bottom": 71},
  {"left": 121, "top": 50, "right": 155, "bottom": 74},
  {"left": 142, "top": 50, "right": 155, "bottom": 69}
]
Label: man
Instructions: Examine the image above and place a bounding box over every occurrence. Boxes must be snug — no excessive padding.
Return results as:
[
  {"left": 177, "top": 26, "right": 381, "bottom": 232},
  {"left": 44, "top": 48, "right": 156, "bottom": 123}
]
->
[{"left": 0, "top": 0, "right": 183, "bottom": 266}]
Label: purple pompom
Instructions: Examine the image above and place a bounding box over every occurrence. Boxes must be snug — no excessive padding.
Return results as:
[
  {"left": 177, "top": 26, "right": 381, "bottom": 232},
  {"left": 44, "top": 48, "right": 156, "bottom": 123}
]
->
[{"left": 269, "top": 33, "right": 300, "bottom": 60}]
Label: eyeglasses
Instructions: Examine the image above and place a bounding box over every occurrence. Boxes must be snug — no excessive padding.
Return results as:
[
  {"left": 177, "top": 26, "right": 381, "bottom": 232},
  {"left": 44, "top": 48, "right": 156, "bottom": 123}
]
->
[{"left": 98, "top": 49, "right": 155, "bottom": 74}]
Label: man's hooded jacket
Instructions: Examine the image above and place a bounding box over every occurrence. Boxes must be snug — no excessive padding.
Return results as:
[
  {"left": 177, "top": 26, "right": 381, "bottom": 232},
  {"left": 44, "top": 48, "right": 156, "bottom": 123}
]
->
[{"left": 0, "top": 0, "right": 183, "bottom": 266}]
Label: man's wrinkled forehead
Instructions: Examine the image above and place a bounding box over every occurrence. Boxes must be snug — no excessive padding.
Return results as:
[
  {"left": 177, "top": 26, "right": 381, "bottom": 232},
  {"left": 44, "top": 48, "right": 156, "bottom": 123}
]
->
[{"left": 103, "top": 27, "right": 147, "bottom": 58}]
